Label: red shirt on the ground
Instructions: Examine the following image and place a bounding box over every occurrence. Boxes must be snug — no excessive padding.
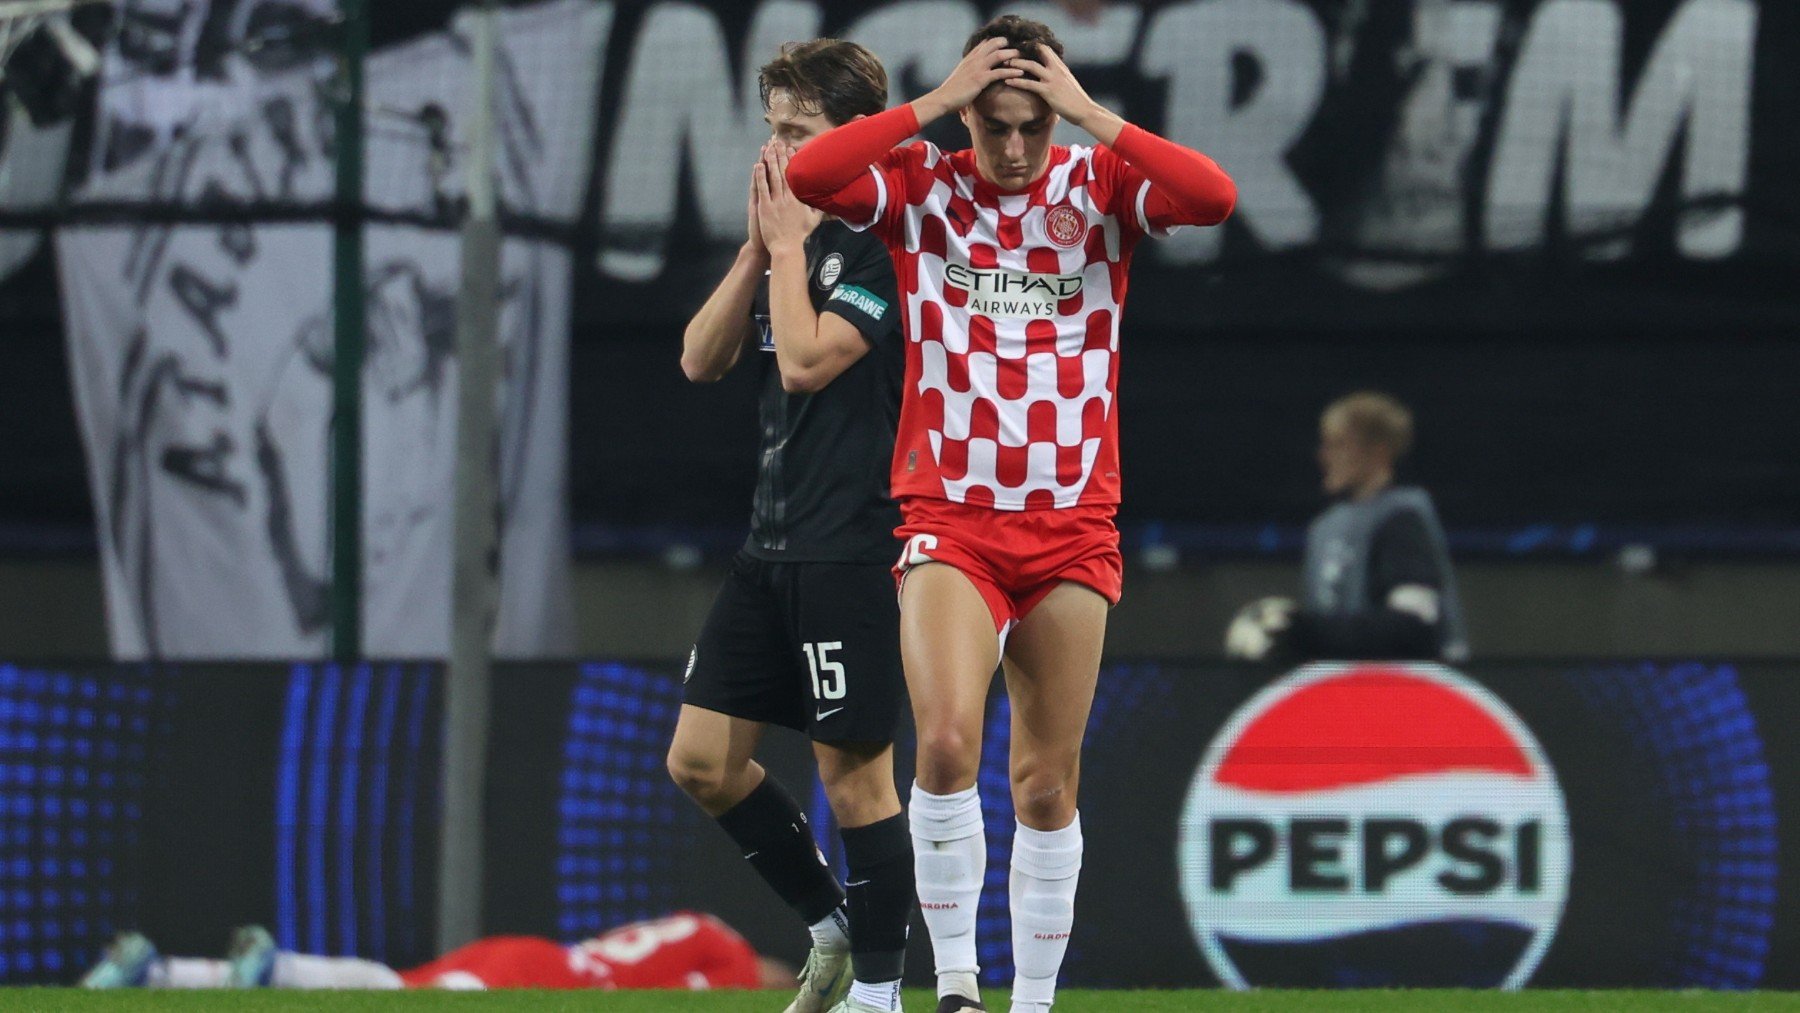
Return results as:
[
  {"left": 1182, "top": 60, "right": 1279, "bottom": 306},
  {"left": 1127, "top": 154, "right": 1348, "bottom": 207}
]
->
[{"left": 398, "top": 912, "right": 762, "bottom": 989}]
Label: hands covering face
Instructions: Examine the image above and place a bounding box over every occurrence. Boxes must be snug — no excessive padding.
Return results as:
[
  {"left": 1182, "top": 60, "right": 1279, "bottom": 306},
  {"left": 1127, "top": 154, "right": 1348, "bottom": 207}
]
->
[{"left": 754, "top": 141, "right": 824, "bottom": 253}]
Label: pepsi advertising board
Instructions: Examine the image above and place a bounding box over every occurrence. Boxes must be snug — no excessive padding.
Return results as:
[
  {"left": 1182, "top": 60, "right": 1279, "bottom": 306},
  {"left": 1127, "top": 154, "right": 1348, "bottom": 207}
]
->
[
  {"left": 0, "top": 659, "right": 1794, "bottom": 988},
  {"left": 1178, "top": 665, "right": 1570, "bottom": 988},
  {"left": 1065, "top": 661, "right": 1794, "bottom": 989}
]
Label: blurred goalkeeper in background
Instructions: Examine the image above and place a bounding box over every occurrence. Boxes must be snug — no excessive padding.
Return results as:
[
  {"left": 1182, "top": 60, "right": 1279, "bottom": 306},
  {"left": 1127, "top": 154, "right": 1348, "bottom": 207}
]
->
[
  {"left": 666, "top": 39, "right": 912, "bottom": 1013},
  {"left": 1227, "top": 392, "right": 1468, "bottom": 664}
]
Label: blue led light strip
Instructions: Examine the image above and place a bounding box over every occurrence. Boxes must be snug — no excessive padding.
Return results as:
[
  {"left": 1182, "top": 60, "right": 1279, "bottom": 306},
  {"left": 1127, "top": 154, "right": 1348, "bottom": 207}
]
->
[
  {"left": 337, "top": 667, "right": 372, "bottom": 956},
  {"left": 0, "top": 665, "right": 164, "bottom": 983},
  {"left": 364, "top": 666, "right": 402, "bottom": 963},
  {"left": 1570, "top": 663, "right": 1778, "bottom": 988},
  {"left": 275, "top": 666, "right": 313, "bottom": 951},
  {"left": 304, "top": 667, "right": 341, "bottom": 955},
  {"left": 273, "top": 663, "right": 436, "bottom": 964},
  {"left": 556, "top": 663, "right": 691, "bottom": 940},
  {"left": 395, "top": 668, "right": 432, "bottom": 959}
]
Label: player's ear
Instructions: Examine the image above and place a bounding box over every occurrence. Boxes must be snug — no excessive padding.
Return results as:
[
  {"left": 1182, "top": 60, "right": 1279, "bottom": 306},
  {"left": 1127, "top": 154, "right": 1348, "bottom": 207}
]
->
[{"left": 847, "top": 113, "right": 867, "bottom": 123}]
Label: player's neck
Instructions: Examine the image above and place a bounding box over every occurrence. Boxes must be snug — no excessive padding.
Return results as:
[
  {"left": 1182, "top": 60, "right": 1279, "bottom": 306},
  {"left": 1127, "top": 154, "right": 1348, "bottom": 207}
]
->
[
  {"left": 970, "top": 153, "right": 1054, "bottom": 195},
  {"left": 1350, "top": 471, "right": 1394, "bottom": 502}
]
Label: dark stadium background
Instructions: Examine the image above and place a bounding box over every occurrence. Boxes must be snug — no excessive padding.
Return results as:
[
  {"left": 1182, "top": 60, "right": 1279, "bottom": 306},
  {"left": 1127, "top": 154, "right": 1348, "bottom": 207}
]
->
[{"left": 3, "top": 0, "right": 1798, "bottom": 555}]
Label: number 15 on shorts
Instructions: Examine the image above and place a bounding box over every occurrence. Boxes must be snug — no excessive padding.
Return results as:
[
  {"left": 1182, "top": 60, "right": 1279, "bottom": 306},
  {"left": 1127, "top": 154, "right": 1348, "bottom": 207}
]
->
[{"left": 804, "top": 641, "right": 846, "bottom": 701}]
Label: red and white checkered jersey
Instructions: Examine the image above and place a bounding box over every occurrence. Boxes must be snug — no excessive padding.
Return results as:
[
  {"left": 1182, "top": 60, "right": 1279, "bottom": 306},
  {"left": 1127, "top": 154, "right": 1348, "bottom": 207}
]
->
[{"left": 851, "top": 141, "right": 1176, "bottom": 511}]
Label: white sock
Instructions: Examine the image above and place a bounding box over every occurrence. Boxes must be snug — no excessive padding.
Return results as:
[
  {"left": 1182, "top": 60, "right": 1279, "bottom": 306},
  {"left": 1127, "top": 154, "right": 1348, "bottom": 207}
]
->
[
  {"left": 939, "top": 969, "right": 980, "bottom": 1001},
  {"left": 1010, "top": 814, "right": 1083, "bottom": 1009},
  {"left": 155, "top": 958, "right": 230, "bottom": 988},
  {"left": 848, "top": 978, "right": 903, "bottom": 1010},
  {"left": 809, "top": 905, "right": 851, "bottom": 953},
  {"left": 909, "top": 782, "right": 985, "bottom": 992},
  {"left": 271, "top": 952, "right": 404, "bottom": 989}
]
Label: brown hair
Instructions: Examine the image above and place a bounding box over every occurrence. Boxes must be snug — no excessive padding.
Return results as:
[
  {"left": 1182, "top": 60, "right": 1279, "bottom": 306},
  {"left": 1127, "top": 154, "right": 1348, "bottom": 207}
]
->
[
  {"left": 963, "top": 14, "right": 1065, "bottom": 62},
  {"left": 758, "top": 39, "right": 888, "bottom": 126},
  {"left": 1325, "top": 392, "right": 1415, "bottom": 459}
]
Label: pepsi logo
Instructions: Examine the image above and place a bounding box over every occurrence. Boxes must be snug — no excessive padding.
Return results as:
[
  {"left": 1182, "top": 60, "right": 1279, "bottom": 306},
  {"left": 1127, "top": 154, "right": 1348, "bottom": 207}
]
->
[
  {"left": 1045, "top": 205, "right": 1086, "bottom": 248},
  {"left": 1178, "top": 664, "right": 1569, "bottom": 989}
]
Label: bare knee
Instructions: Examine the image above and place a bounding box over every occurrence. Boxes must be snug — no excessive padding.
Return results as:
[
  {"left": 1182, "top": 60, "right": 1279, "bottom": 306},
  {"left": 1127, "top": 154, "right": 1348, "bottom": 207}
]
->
[
  {"left": 820, "top": 775, "right": 875, "bottom": 823},
  {"left": 667, "top": 748, "right": 748, "bottom": 812},
  {"left": 666, "top": 747, "right": 721, "bottom": 799},
  {"left": 915, "top": 723, "right": 981, "bottom": 795},
  {"left": 1011, "top": 761, "right": 1078, "bottom": 831},
  {"left": 816, "top": 745, "right": 900, "bottom": 827}
]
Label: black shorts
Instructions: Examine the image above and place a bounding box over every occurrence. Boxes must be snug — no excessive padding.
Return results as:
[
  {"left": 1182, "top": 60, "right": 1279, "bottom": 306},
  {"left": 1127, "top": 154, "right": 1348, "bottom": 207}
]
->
[{"left": 683, "top": 552, "right": 904, "bottom": 743}]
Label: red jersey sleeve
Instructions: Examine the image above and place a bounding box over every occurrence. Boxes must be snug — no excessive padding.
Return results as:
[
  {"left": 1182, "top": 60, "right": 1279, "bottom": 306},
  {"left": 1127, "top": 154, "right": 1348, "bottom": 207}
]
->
[
  {"left": 862, "top": 142, "right": 938, "bottom": 244},
  {"left": 786, "top": 104, "right": 923, "bottom": 238},
  {"left": 1091, "top": 124, "right": 1236, "bottom": 239}
]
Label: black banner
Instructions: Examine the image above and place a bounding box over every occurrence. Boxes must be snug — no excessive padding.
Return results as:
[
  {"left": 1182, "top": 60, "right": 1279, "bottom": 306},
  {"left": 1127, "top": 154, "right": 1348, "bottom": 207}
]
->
[
  {"left": 3, "top": 0, "right": 1798, "bottom": 542},
  {"left": 565, "top": 0, "right": 1800, "bottom": 537},
  {"left": 577, "top": 0, "right": 1800, "bottom": 335}
]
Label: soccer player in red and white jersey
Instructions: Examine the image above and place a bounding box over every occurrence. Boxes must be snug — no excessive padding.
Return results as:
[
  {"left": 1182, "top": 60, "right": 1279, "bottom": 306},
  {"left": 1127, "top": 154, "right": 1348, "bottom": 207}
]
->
[
  {"left": 787, "top": 15, "right": 1234, "bottom": 1013},
  {"left": 83, "top": 912, "right": 793, "bottom": 991},
  {"left": 398, "top": 912, "right": 782, "bottom": 990}
]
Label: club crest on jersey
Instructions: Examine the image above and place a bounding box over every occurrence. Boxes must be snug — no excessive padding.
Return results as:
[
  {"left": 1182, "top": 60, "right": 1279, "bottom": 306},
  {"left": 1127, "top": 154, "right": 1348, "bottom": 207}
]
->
[
  {"left": 816, "top": 252, "right": 844, "bottom": 289},
  {"left": 1178, "top": 663, "right": 1570, "bottom": 990},
  {"left": 943, "top": 263, "right": 1083, "bottom": 319},
  {"left": 1045, "top": 205, "right": 1087, "bottom": 248}
]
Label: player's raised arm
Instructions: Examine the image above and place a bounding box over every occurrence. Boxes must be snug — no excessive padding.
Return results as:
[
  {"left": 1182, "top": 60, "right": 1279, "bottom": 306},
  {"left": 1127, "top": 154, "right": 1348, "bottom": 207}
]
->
[
  {"left": 757, "top": 143, "right": 878, "bottom": 394},
  {"left": 785, "top": 37, "right": 1027, "bottom": 218},
  {"left": 1007, "top": 44, "right": 1236, "bottom": 227},
  {"left": 680, "top": 162, "right": 767, "bottom": 382},
  {"left": 783, "top": 105, "right": 914, "bottom": 221}
]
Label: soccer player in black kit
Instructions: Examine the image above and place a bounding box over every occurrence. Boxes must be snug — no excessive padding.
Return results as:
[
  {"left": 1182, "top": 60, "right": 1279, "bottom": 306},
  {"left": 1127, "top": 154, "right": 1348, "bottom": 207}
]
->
[{"left": 665, "top": 40, "right": 911, "bottom": 1013}]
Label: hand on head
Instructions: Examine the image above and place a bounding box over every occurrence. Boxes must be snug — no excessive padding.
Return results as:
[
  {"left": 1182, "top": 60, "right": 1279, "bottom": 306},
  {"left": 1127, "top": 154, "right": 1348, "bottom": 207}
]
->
[
  {"left": 931, "top": 36, "right": 1027, "bottom": 112},
  {"left": 1003, "top": 42, "right": 1100, "bottom": 129}
]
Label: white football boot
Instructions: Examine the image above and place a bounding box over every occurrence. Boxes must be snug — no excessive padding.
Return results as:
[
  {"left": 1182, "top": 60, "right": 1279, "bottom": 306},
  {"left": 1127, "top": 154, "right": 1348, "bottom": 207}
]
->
[{"left": 783, "top": 946, "right": 852, "bottom": 1013}]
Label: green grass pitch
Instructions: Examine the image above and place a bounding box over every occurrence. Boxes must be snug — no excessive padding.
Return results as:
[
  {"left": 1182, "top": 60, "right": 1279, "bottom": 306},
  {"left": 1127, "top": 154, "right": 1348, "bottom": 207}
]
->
[{"left": 2, "top": 992, "right": 1795, "bottom": 1012}]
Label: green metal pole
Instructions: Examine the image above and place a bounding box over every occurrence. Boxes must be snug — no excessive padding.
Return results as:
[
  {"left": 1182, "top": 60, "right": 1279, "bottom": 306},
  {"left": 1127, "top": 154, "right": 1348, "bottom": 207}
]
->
[
  {"left": 440, "top": 1, "right": 504, "bottom": 951},
  {"left": 331, "top": 0, "right": 369, "bottom": 662}
]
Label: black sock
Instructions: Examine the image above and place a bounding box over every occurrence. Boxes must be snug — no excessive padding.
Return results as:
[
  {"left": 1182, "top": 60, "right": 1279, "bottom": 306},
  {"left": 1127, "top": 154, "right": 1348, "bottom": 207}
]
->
[
  {"left": 840, "top": 812, "right": 913, "bottom": 983},
  {"left": 715, "top": 777, "right": 845, "bottom": 926}
]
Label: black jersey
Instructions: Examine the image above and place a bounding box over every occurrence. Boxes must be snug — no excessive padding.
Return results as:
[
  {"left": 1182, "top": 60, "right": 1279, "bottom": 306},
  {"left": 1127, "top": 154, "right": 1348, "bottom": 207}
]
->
[{"left": 744, "top": 220, "right": 903, "bottom": 564}]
